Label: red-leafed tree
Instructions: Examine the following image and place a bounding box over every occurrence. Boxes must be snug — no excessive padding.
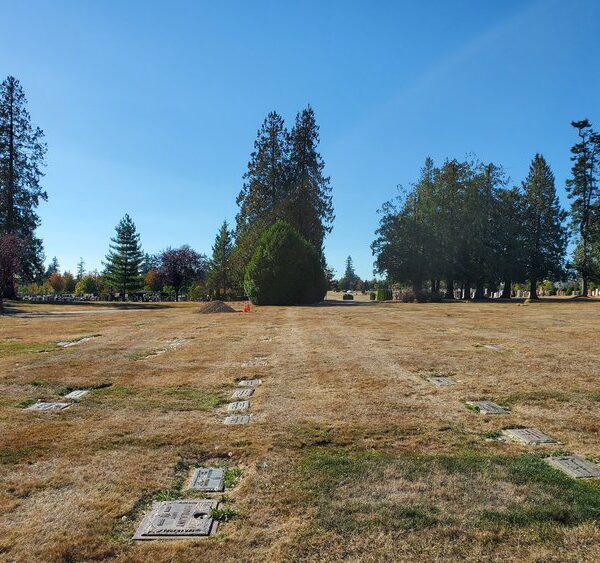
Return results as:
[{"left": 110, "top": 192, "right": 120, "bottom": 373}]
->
[{"left": 158, "top": 245, "right": 207, "bottom": 301}]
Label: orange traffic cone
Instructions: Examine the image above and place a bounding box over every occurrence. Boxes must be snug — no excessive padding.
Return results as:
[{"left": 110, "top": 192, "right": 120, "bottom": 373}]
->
[{"left": 243, "top": 302, "right": 251, "bottom": 313}]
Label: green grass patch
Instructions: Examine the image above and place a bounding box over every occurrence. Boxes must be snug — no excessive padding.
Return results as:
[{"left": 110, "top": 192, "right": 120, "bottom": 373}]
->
[
  {"left": 100, "top": 385, "right": 225, "bottom": 411},
  {"left": 14, "top": 398, "right": 38, "bottom": 409},
  {"left": 0, "top": 341, "right": 59, "bottom": 357},
  {"left": 224, "top": 467, "right": 243, "bottom": 489},
  {"left": 297, "top": 449, "right": 600, "bottom": 539},
  {"left": 0, "top": 446, "right": 34, "bottom": 464}
]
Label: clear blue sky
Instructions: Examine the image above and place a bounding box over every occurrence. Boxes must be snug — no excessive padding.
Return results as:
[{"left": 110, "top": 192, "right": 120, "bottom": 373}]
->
[{"left": 1, "top": 0, "right": 598, "bottom": 279}]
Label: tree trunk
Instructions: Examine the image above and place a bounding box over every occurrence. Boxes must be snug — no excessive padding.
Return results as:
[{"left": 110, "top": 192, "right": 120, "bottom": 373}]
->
[
  {"left": 473, "top": 281, "right": 485, "bottom": 300},
  {"left": 529, "top": 279, "right": 538, "bottom": 300},
  {"left": 582, "top": 277, "right": 588, "bottom": 297},
  {"left": 463, "top": 283, "right": 471, "bottom": 300},
  {"left": 444, "top": 278, "right": 454, "bottom": 299},
  {"left": 500, "top": 279, "right": 512, "bottom": 299}
]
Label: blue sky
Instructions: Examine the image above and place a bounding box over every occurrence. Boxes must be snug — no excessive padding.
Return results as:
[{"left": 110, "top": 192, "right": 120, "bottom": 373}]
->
[{"left": 1, "top": 0, "right": 598, "bottom": 279}]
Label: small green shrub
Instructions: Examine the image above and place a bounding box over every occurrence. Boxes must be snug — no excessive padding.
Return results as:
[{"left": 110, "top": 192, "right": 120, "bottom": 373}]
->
[
  {"left": 342, "top": 293, "right": 354, "bottom": 300},
  {"left": 369, "top": 292, "right": 376, "bottom": 300},
  {"left": 244, "top": 221, "right": 327, "bottom": 305},
  {"left": 376, "top": 288, "right": 392, "bottom": 301}
]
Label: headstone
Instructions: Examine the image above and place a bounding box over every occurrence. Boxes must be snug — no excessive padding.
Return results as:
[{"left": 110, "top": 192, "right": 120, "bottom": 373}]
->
[
  {"left": 238, "top": 379, "right": 262, "bottom": 387},
  {"left": 242, "top": 358, "right": 268, "bottom": 368},
  {"left": 467, "top": 400, "right": 507, "bottom": 414},
  {"left": 64, "top": 389, "right": 89, "bottom": 400},
  {"left": 133, "top": 500, "right": 218, "bottom": 540},
  {"left": 26, "top": 402, "right": 71, "bottom": 412},
  {"left": 483, "top": 344, "right": 503, "bottom": 351},
  {"left": 189, "top": 467, "right": 225, "bottom": 492},
  {"left": 232, "top": 388, "right": 254, "bottom": 399},
  {"left": 227, "top": 400, "right": 250, "bottom": 412},
  {"left": 428, "top": 376, "right": 456, "bottom": 386},
  {"left": 503, "top": 428, "right": 556, "bottom": 444},
  {"left": 545, "top": 456, "right": 600, "bottom": 479},
  {"left": 223, "top": 415, "right": 251, "bottom": 425}
]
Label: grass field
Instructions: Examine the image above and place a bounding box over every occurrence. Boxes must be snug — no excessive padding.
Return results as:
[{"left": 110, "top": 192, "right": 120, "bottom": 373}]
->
[{"left": 1, "top": 297, "right": 600, "bottom": 561}]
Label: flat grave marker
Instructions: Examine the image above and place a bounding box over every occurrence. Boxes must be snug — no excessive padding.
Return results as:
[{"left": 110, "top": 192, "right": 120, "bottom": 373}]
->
[
  {"left": 503, "top": 427, "right": 556, "bottom": 444},
  {"left": 189, "top": 468, "right": 225, "bottom": 492},
  {"left": 467, "top": 400, "right": 507, "bottom": 414},
  {"left": 232, "top": 388, "right": 254, "bottom": 399},
  {"left": 483, "top": 344, "right": 504, "bottom": 351},
  {"left": 64, "top": 389, "right": 89, "bottom": 400},
  {"left": 428, "top": 376, "right": 456, "bottom": 386},
  {"left": 26, "top": 402, "right": 71, "bottom": 412},
  {"left": 133, "top": 500, "right": 218, "bottom": 540},
  {"left": 238, "top": 379, "right": 262, "bottom": 387},
  {"left": 545, "top": 456, "right": 600, "bottom": 479},
  {"left": 224, "top": 414, "right": 251, "bottom": 425},
  {"left": 227, "top": 400, "right": 250, "bottom": 412},
  {"left": 242, "top": 358, "right": 268, "bottom": 368}
]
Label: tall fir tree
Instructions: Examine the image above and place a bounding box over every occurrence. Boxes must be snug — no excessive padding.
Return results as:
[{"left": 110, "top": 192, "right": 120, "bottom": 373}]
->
[
  {"left": 76, "top": 258, "right": 85, "bottom": 280},
  {"left": 104, "top": 214, "right": 144, "bottom": 298},
  {"left": 236, "top": 111, "right": 289, "bottom": 234},
  {"left": 45, "top": 256, "right": 60, "bottom": 277},
  {"left": 522, "top": 154, "right": 567, "bottom": 298},
  {"left": 339, "top": 255, "right": 361, "bottom": 290},
  {"left": 0, "top": 76, "right": 47, "bottom": 295},
  {"left": 208, "top": 220, "right": 234, "bottom": 299},
  {"left": 286, "top": 106, "right": 334, "bottom": 253},
  {"left": 566, "top": 119, "right": 600, "bottom": 295}
]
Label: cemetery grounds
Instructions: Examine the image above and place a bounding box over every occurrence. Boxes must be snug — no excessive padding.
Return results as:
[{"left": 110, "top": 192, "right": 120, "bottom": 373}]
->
[{"left": 1, "top": 297, "right": 600, "bottom": 561}]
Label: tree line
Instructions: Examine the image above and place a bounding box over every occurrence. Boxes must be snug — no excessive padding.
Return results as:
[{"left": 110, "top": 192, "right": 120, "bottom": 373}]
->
[
  {"left": 0, "top": 74, "right": 333, "bottom": 306},
  {"left": 372, "top": 124, "right": 600, "bottom": 299}
]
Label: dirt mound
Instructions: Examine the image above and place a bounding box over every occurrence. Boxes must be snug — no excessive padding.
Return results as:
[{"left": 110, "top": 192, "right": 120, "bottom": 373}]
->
[{"left": 198, "top": 300, "right": 237, "bottom": 314}]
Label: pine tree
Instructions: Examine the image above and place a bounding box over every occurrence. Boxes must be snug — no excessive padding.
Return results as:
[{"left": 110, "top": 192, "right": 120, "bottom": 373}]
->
[
  {"left": 566, "top": 120, "right": 600, "bottom": 295},
  {"left": 522, "top": 155, "right": 567, "bottom": 298},
  {"left": 236, "top": 111, "right": 289, "bottom": 234},
  {"left": 339, "top": 255, "right": 360, "bottom": 291},
  {"left": 286, "top": 106, "right": 334, "bottom": 252},
  {"left": 45, "top": 256, "right": 60, "bottom": 277},
  {"left": 104, "top": 214, "right": 144, "bottom": 298},
  {"left": 0, "top": 76, "right": 47, "bottom": 295},
  {"left": 208, "top": 220, "right": 234, "bottom": 299},
  {"left": 76, "top": 258, "right": 85, "bottom": 280}
]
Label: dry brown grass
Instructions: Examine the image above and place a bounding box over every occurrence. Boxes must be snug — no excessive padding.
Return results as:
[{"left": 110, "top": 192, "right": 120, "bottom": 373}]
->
[{"left": 1, "top": 297, "right": 600, "bottom": 561}]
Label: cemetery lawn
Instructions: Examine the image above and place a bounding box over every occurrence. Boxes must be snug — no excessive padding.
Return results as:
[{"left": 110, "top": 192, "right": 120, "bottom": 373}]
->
[{"left": 1, "top": 298, "right": 600, "bottom": 561}]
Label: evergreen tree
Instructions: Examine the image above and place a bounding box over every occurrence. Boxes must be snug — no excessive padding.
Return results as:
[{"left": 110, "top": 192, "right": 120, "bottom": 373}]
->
[
  {"left": 338, "top": 255, "right": 361, "bottom": 290},
  {"left": 286, "top": 106, "right": 334, "bottom": 252},
  {"left": 104, "top": 214, "right": 144, "bottom": 298},
  {"left": 45, "top": 256, "right": 60, "bottom": 277},
  {"left": 0, "top": 76, "right": 47, "bottom": 295},
  {"left": 76, "top": 258, "right": 85, "bottom": 280},
  {"left": 236, "top": 111, "right": 289, "bottom": 234},
  {"left": 566, "top": 119, "right": 600, "bottom": 295},
  {"left": 522, "top": 154, "right": 568, "bottom": 298},
  {"left": 208, "top": 220, "right": 234, "bottom": 299}
]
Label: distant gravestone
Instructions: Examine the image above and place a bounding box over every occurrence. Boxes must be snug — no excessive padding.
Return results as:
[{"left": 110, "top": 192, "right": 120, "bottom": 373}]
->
[
  {"left": 238, "top": 379, "right": 261, "bottom": 387},
  {"left": 189, "top": 468, "right": 225, "bottom": 492},
  {"left": 545, "top": 456, "right": 600, "bottom": 479},
  {"left": 467, "top": 400, "right": 507, "bottom": 414},
  {"left": 503, "top": 428, "right": 556, "bottom": 444},
  {"left": 483, "top": 344, "right": 504, "bottom": 351},
  {"left": 64, "top": 389, "right": 89, "bottom": 400},
  {"left": 428, "top": 376, "right": 456, "bottom": 386},
  {"left": 242, "top": 358, "right": 268, "bottom": 368},
  {"left": 26, "top": 402, "right": 71, "bottom": 412},
  {"left": 232, "top": 388, "right": 254, "bottom": 399},
  {"left": 223, "top": 415, "right": 251, "bottom": 425},
  {"left": 227, "top": 400, "right": 250, "bottom": 412},
  {"left": 133, "top": 500, "right": 218, "bottom": 540}
]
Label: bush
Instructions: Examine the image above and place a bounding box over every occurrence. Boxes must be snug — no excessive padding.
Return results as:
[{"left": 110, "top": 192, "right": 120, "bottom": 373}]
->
[
  {"left": 369, "top": 292, "right": 376, "bottom": 300},
  {"left": 244, "top": 221, "right": 327, "bottom": 305},
  {"left": 343, "top": 293, "right": 354, "bottom": 300},
  {"left": 376, "top": 288, "right": 392, "bottom": 301}
]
